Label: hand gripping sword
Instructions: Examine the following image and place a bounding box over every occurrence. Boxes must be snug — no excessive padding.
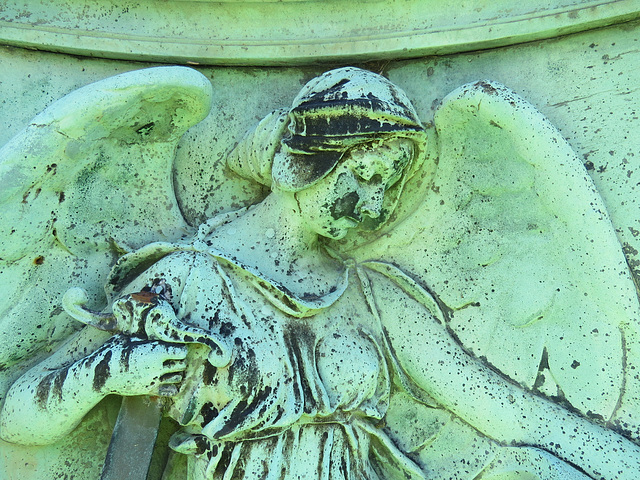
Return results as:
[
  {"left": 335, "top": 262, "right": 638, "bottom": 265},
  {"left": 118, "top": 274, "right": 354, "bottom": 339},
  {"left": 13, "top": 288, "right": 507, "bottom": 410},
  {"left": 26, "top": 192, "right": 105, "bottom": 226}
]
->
[{"left": 62, "top": 283, "right": 231, "bottom": 480}]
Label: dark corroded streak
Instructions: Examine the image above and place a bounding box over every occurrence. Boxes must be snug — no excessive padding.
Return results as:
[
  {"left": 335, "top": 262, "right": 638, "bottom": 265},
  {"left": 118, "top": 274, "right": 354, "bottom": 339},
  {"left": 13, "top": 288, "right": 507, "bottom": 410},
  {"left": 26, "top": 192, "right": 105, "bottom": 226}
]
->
[
  {"left": 51, "top": 367, "right": 68, "bottom": 401},
  {"left": 202, "top": 362, "right": 217, "bottom": 386},
  {"left": 214, "top": 386, "right": 274, "bottom": 438},
  {"left": 35, "top": 371, "right": 57, "bottom": 407},
  {"left": 93, "top": 350, "right": 112, "bottom": 392}
]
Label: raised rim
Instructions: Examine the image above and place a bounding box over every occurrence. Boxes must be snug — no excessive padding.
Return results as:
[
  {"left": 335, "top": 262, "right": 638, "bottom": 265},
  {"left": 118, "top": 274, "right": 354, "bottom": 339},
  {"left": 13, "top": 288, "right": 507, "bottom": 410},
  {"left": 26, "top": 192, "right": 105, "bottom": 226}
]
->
[{"left": 0, "top": 0, "right": 638, "bottom": 65}]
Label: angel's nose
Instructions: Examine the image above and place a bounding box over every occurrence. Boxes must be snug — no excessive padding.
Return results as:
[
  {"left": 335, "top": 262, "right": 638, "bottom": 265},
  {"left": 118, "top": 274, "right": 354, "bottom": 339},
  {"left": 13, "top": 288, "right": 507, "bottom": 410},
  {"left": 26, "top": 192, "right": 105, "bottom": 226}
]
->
[{"left": 358, "top": 187, "right": 385, "bottom": 219}]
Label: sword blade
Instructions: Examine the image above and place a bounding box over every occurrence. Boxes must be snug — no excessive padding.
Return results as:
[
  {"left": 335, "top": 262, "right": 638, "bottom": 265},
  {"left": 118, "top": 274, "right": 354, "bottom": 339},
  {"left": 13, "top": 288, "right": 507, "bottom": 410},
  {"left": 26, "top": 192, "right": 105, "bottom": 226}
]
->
[{"left": 100, "top": 396, "right": 163, "bottom": 480}]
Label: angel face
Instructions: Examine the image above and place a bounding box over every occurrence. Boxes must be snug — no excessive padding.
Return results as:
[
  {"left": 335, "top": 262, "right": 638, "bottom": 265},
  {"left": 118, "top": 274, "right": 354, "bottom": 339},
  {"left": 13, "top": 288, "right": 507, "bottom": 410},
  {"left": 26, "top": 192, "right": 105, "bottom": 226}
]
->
[{"left": 295, "top": 138, "right": 413, "bottom": 239}]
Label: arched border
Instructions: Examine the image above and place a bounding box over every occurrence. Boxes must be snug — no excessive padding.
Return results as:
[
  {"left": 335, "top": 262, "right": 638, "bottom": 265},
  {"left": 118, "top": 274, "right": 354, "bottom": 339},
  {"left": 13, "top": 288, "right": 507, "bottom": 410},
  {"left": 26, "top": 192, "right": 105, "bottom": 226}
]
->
[{"left": 0, "top": 0, "right": 639, "bottom": 65}]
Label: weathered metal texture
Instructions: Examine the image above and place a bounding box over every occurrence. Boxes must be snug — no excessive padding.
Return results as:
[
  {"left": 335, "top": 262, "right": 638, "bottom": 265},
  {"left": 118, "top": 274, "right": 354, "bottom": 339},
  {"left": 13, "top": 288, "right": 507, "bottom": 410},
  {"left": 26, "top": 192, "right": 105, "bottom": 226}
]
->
[{"left": 100, "top": 397, "right": 162, "bottom": 480}]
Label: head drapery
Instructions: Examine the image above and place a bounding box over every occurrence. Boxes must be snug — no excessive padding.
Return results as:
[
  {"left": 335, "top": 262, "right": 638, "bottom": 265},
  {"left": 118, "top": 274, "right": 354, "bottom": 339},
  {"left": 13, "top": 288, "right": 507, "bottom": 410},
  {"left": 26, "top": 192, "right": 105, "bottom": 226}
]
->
[
  {"left": 228, "top": 67, "right": 426, "bottom": 190},
  {"left": 273, "top": 67, "right": 427, "bottom": 192}
]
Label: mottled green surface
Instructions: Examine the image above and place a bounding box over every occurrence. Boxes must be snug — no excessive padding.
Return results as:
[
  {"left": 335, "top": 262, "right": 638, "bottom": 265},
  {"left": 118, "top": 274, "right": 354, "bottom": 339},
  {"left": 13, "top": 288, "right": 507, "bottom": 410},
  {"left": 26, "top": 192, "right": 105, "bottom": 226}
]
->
[
  {"left": 0, "top": 15, "right": 639, "bottom": 480},
  {"left": 1, "top": 19, "right": 639, "bottom": 267}
]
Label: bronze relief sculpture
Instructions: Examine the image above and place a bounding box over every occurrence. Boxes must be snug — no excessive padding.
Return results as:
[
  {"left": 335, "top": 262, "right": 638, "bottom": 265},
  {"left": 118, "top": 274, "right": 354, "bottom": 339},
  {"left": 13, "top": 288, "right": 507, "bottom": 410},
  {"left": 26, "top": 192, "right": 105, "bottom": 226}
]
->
[{"left": 0, "top": 66, "right": 639, "bottom": 479}]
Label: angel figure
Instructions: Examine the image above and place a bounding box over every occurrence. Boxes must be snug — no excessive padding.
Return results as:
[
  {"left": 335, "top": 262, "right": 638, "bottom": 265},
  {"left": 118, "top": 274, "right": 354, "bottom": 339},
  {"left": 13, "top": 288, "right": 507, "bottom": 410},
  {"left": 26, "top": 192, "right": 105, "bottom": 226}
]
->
[{"left": 1, "top": 66, "right": 640, "bottom": 480}]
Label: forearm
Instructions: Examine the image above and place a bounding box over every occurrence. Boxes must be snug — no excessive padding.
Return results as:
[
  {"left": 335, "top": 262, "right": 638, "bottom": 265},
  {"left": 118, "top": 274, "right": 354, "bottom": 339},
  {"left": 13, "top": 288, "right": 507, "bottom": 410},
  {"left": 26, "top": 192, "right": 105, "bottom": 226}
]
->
[
  {"left": 1, "top": 331, "right": 187, "bottom": 446},
  {"left": 419, "top": 327, "right": 640, "bottom": 478},
  {"left": 0, "top": 348, "right": 111, "bottom": 445},
  {"left": 385, "top": 304, "right": 640, "bottom": 479}
]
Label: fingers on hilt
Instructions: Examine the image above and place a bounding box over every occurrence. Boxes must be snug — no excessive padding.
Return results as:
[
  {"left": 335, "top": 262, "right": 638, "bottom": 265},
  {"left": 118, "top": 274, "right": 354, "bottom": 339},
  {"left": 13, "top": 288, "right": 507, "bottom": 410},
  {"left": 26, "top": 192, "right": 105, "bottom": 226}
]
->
[
  {"left": 145, "top": 311, "right": 232, "bottom": 368},
  {"left": 163, "top": 321, "right": 232, "bottom": 367},
  {"left": 62, "top": 287, "right": 118, "bottom": 331},
  {"left": 115, "top": 278, "right": 174, "bottom": 337},
  {"left": 111, "top": 294, "right": 160, "bottom": 337}
]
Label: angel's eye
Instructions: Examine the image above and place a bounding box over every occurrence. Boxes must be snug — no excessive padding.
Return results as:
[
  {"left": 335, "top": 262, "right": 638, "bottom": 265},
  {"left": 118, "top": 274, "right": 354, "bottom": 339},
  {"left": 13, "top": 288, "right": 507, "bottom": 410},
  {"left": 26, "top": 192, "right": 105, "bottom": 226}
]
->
[{"left": 368, "top": 174, "right": 383, "bottom": 185}]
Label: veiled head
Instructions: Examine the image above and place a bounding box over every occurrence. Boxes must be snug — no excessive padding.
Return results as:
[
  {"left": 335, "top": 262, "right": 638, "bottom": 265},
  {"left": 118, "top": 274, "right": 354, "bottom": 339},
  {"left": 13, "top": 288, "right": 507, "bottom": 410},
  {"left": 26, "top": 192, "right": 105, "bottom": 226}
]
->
[
  {"left": 272, "top": 67, "right": 426, "bottom": 192},
  {"left": 227, "top": 67, "right": 427, "bottom": 236}
]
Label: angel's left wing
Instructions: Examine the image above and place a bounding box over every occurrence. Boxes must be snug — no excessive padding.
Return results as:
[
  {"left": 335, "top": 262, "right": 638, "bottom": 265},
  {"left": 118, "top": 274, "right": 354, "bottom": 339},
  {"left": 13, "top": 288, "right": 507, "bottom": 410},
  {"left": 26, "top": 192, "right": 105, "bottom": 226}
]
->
[
  {"left": 348, "top": 80, "right": 640, "bottom": 437},
  {"left": 0, "top": 66, "right": 212, "bottom": 398}
]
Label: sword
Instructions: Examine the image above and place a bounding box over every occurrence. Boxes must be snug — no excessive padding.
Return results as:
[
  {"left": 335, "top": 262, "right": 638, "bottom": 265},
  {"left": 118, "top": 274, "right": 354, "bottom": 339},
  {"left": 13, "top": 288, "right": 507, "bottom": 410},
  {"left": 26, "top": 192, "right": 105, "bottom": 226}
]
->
[{"left": 100, "top": 396, "right": 163, "bottom": 480}]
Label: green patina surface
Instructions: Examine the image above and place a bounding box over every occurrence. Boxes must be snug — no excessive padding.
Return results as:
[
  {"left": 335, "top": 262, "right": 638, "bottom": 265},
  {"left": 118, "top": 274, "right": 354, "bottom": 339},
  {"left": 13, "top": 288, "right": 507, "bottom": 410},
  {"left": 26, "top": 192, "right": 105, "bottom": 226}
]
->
[{"left": 0, "top": 6, "right": 639, "bottom": 480}]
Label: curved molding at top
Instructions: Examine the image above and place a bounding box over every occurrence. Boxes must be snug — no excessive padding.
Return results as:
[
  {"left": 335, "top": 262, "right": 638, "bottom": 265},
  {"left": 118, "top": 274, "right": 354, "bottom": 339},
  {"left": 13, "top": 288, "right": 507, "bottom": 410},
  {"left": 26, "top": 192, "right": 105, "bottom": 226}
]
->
[{"left": 0, "top": 0, "right": 639, "bottom": 65}]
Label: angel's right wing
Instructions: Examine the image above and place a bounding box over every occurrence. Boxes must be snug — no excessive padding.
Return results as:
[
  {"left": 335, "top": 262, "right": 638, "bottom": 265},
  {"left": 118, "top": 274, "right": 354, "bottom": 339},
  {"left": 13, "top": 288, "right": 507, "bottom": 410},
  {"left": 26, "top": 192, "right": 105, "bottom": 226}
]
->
[{"left": 0, "top": 66, "right": 212, "bottom": 400}]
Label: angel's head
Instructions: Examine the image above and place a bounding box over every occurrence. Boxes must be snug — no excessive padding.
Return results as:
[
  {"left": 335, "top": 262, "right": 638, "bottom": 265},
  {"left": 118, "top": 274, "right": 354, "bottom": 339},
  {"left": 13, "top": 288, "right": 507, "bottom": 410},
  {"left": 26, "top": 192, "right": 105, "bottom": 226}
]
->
[{"left": 228, "top": 67, "right": 426, "bottom": 239}]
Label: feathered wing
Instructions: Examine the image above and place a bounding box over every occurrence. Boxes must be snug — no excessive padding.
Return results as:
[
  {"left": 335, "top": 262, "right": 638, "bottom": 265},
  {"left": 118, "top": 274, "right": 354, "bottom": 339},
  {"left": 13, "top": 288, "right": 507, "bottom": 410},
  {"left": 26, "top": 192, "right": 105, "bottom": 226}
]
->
[
  {"left": 0, "top": 66, "right": 212, "bottom": 399},
  {"left": 351, "top": 80, "right": 640, "bottom": 432}
]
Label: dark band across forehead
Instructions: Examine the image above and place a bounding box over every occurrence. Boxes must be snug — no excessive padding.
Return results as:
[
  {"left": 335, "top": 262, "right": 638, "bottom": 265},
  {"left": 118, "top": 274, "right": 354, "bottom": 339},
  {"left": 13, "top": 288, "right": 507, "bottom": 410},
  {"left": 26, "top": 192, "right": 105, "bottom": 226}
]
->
[{"left": 284, "top": 102, "right": 425, "bottom": 153}]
